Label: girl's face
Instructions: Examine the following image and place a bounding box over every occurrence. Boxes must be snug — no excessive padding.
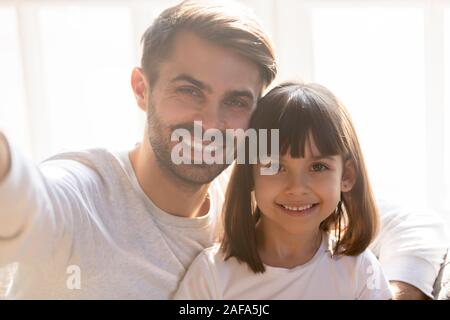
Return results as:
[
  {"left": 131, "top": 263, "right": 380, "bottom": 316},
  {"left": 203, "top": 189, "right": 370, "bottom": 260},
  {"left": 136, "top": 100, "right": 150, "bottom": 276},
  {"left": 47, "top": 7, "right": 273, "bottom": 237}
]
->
[{"left": 253, "top": 137, "right": 355, "bottom": 235}]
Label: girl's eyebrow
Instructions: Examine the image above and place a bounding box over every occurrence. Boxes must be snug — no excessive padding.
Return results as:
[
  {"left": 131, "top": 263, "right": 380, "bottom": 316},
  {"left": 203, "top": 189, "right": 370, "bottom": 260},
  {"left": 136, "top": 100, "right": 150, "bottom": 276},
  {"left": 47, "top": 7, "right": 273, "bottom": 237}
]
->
[
  {"left": 310, "top": 156, "right": 336, "bottom": 161},
  {"left": 279, "top": 155, "right": 337, "bottom": 161}
]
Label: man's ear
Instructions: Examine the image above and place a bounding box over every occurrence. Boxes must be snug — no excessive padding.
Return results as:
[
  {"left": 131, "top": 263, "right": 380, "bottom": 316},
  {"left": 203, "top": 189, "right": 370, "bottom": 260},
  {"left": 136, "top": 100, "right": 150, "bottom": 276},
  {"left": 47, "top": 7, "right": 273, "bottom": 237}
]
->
[
  {"left": 341, "top": 159, "right": 357, "bottom": 192},
  {"left": 131, "top": 67, "right": 149, "bottom": 112}
]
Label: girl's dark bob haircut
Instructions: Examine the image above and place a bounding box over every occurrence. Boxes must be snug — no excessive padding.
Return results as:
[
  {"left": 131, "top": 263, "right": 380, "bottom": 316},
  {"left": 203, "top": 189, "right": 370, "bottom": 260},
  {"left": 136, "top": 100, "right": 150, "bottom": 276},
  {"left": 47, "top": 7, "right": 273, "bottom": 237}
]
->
[{"left": 220, "top": 82, "right": 379, "bottom": 273}]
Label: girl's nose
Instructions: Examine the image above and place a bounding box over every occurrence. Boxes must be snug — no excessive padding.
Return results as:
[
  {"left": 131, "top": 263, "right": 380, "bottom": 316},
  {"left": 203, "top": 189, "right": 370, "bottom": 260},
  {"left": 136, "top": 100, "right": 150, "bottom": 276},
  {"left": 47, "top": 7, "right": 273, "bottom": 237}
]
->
[{"left": 286, "top": 173, "right": 311, "bottom": 196}]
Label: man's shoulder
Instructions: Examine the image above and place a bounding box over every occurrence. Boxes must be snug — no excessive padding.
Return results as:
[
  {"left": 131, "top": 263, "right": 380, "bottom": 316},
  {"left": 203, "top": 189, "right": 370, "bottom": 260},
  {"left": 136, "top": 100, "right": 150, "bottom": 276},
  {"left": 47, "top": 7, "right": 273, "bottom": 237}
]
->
[
  {"left": 376, "top": 198, "right": 445, "bottom": 225},
  {"left": 39, "top": 148, "right": 128, "bottom": 187},
  {"left": 44, "top": 148, "right": 116, "bottom": 165}
]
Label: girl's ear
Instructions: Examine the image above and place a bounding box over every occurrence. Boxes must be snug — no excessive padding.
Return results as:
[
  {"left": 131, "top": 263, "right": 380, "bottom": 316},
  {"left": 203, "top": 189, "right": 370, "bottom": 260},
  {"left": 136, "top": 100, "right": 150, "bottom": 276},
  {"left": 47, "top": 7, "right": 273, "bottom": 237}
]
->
[{"left": 341, "top": 159, "right": 357, "bottom": 192}]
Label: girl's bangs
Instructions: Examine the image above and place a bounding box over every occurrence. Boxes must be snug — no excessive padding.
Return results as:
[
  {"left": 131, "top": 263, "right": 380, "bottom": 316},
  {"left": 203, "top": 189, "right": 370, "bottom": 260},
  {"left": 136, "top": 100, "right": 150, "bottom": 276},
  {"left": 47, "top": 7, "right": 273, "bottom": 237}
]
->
[
  {"left": 250, "top": 84, "right": 349, "bottom": 161},
  {"left": 273, "top": 90, "right": 346, "bottom": 158}
]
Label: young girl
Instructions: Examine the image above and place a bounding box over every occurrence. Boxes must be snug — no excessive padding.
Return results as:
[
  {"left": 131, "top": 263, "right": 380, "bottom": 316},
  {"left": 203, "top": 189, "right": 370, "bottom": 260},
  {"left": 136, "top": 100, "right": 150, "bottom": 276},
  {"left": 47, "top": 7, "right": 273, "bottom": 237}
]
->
[{"left": 174, "top": 82, "right": 392, "bottom": 299}]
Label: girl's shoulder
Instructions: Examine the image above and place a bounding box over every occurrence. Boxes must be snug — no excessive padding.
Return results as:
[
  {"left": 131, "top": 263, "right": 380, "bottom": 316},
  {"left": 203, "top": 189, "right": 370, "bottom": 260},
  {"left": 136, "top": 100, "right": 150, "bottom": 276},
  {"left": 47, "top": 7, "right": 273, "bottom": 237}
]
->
[
  {"left": 198, "top": 244, "right": 240, "bottom": 267},
  {"left": 198, "top": 244, "right": 223, "bottom": 265},
  {"left": 175, "top": 245, "right": 227, "bottom": 300},
  {"left": 194, "top": 244, "right": 255, "bottom": 277},
  {"left": 188, "top": 244, "right": 226, "bottom": 272}
]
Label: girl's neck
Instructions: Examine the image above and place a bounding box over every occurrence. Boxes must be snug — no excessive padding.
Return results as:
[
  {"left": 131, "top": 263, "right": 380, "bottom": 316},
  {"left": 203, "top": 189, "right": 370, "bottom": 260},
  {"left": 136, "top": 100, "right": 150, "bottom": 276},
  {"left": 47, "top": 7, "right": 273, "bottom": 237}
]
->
[{"left": 256, "top": 218, "right": 323, "bottom": 269}]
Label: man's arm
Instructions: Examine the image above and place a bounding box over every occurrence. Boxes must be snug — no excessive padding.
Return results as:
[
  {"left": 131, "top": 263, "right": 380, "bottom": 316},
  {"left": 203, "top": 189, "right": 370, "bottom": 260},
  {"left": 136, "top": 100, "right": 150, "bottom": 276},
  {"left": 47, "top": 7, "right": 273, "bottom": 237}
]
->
[
  {"left": 390, "top": 281, "right": 429, "bottom": 300},
  {"left": 370, "top": 199, "right": 449, "bottom": 300},
  {"left": 0, "top": 131, "right": 106, "bottom": 271},
  {"left": 0, "top": 132, "right": 73, "bottom": 267},
  {"left": 0, "top": 132, "right": 39, "bottom": 240},
  {"left": 0, "top": 132, "right": 10, "bottom": 182}
]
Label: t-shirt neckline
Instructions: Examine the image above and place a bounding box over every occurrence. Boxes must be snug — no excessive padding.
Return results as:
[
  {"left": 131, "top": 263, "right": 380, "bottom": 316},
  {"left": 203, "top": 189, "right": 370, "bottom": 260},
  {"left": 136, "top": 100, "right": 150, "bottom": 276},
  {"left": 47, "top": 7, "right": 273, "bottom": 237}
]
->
[{"left": 113, "top": 149, "right": 215, "bottom": 229}]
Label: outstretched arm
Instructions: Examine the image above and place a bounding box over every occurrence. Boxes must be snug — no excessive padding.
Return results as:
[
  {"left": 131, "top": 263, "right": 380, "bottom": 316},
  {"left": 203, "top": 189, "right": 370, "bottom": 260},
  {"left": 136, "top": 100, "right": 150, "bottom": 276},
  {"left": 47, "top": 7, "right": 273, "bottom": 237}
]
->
[
  {"left": 0, "top": 132, "right": 10, "bottom": 183},
  {"left": 0, "top": 132, "right": 86, "bottom": 267},
  {"left": 370, "top": 199, "right": 449, "bottom": 300}
]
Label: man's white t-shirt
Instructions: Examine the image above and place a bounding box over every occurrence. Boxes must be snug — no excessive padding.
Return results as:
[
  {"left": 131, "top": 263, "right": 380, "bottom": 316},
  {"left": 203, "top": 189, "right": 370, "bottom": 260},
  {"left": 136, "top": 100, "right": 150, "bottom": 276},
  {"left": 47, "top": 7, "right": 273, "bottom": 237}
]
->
[
  {"left": 0, "top": 144, "right": 226, "bottom": 299},
  {"left": 174, "top": 234, "right": 393, "bottom": 300}
]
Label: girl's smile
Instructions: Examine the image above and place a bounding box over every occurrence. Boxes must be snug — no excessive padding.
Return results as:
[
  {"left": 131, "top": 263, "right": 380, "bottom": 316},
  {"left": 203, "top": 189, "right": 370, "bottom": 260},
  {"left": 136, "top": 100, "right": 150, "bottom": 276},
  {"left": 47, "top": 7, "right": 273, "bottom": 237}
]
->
[{"left": 276, "top": 202, "right": 320, "bottom": 217}]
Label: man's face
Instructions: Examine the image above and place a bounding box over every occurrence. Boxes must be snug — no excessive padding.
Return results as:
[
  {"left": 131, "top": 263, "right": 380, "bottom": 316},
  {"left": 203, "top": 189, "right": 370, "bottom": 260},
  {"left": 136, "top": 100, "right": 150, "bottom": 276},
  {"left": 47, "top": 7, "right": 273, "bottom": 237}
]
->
[{"left": 145, "top": 31, "right": 263, "bottom": 185}]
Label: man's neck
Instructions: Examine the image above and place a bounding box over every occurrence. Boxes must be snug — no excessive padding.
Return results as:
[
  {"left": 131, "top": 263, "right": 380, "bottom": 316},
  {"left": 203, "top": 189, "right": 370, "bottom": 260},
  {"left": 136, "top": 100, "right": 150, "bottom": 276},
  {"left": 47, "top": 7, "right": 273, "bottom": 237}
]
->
[{"left": 129, "top": 140, "right": 210, "bottom": 218}]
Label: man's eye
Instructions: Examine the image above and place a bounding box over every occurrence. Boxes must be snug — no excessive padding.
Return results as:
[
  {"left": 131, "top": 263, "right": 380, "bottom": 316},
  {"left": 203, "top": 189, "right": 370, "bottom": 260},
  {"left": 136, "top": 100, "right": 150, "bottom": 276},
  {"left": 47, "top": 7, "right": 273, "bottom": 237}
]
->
[
  {"left": 178, "top": 87, "right": 201, "bottom": 97},
  {"left": 311, "top": 163, "right": 328, "bottom": 172},
  {"left": 224, "top": 98, "right": 248, "bottom": 109}
]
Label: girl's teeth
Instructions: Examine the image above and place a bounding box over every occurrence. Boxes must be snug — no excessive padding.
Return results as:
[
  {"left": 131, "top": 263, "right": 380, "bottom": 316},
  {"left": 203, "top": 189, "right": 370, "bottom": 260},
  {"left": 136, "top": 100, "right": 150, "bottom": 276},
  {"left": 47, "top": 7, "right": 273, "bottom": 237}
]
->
[{"left": 282, "top": 204, "right": 314, "bottom": 211}]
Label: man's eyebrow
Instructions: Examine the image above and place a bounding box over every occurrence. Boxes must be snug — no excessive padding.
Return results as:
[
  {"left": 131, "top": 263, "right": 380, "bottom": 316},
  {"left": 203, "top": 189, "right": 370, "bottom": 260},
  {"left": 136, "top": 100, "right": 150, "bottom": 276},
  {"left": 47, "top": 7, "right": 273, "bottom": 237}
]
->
[{"left": 171, "top": 74, "right": 212, "bottom": 93}]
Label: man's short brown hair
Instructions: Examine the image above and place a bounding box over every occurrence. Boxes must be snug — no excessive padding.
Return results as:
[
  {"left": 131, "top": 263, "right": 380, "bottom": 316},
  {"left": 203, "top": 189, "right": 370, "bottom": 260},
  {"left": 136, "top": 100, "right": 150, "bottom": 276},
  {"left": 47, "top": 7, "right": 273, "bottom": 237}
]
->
[{"left": 140, "top": 0, "right": 277, "bottom": 88}]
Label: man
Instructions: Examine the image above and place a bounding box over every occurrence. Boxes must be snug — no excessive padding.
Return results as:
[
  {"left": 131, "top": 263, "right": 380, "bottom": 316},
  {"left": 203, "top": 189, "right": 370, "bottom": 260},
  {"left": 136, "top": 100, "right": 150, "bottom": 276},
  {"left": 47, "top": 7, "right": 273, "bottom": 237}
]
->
[{"left": 0, "top": 0, "right": 447, "bottom": 299}]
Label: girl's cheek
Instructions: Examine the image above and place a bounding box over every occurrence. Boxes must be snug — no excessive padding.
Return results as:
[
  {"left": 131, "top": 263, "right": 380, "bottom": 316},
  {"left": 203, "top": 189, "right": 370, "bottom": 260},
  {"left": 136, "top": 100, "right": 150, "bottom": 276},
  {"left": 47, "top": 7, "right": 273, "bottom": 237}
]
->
[
  {"left": 255, "top": 177, "right": 273, "bottom": 193},
  {"left": 311, "top": 174, "right": 341, "bottom": 191},
  {"left": 255, "top": 175, "right": 284, "bottom": 195},
  {"left": 325, "top": 177, "right": 343, "bottom": 195}
]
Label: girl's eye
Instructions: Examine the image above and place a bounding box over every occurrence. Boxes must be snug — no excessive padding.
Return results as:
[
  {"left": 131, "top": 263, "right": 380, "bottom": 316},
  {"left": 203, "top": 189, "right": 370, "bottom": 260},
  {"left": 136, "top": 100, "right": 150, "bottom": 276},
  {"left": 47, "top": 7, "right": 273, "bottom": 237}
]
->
[{"left": 311, "top": 163, "right": 328, "bottom": 172}]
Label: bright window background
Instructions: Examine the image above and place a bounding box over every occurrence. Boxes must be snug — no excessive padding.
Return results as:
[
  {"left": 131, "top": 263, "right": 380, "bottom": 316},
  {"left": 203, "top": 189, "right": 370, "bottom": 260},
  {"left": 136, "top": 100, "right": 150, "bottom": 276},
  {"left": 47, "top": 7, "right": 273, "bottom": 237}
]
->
[
  {"left": 38, "top": 6, "right": 139, "bottom": 155},
  {"left": 445, "top": 8, "right": 450, "bottom": 212},
  {"left": 0, "top": 0, "right": 448, "bottom": 222},
  {"left": 311, "top": 8, "right": 427, "bottom": 207},
  {"left": 0, "top": 7, "right": 30, "bottom": 155}
]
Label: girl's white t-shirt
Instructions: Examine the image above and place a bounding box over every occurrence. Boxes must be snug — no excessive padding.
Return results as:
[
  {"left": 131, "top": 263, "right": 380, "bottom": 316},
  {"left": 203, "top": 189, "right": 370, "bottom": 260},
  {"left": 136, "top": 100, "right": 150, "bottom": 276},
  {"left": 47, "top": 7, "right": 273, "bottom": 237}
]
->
[{"left": 174, "top": 233, "right": 393, "bottom": 300}]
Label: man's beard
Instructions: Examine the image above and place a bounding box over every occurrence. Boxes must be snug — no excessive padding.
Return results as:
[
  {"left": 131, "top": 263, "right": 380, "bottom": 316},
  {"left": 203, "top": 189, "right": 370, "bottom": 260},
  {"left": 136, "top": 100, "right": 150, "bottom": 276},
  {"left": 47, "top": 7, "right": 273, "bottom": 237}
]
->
[{"left": 146, "top": 101, "right": 229, "bottom": 186}]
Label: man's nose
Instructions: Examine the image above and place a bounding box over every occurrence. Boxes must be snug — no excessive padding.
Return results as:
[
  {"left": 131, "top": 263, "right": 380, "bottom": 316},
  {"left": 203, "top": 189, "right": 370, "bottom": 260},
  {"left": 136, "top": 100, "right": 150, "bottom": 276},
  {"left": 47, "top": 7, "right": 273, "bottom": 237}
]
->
[{"left": 200, "top": 103, "right": 225, "bottom": 132}]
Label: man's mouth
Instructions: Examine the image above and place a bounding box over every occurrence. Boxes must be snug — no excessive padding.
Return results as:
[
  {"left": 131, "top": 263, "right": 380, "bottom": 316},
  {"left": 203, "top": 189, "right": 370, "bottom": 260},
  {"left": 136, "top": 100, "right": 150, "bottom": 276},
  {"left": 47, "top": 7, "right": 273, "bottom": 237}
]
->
[{"left": 181, "top": 139, "right": 221, "bottom": 154}]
